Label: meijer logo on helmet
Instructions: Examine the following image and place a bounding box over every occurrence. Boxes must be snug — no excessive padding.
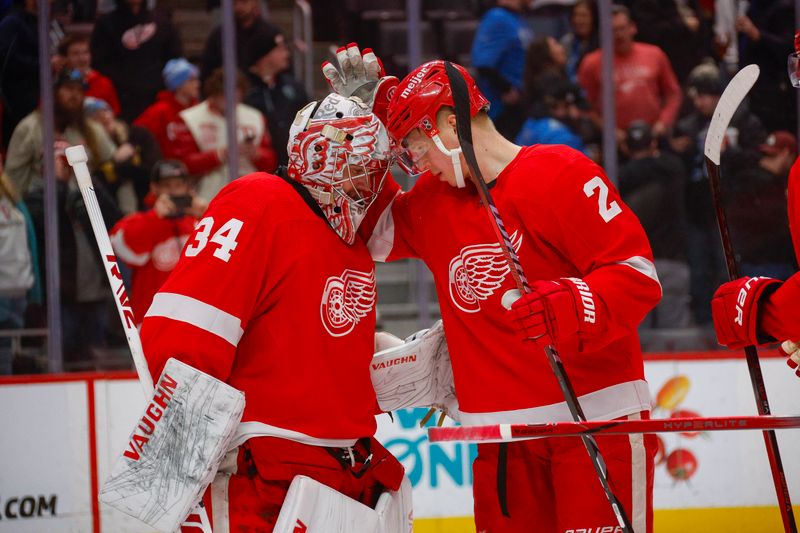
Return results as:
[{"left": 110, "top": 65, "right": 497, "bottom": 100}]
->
[{"left": 400, "top": 66, "right": 430, "bottom": 99}]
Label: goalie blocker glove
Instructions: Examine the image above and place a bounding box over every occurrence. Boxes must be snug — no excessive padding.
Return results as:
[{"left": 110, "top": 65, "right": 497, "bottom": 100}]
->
[
  {"left": 506, "top": 278, "right": 606, "bottom": 349},
  {"left": 321, "top": 43, "right": 398, "bottom": 124},
  {"left": 711, "top": 276, "right": 782, "bottom": 349}
]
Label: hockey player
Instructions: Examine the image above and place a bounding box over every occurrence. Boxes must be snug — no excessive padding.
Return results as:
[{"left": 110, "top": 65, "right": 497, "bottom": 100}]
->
[
  {"left": 711, "top": 32, "right": 800, "bottom": 373},
  {"left": 324, "top": 47, "right": 661, "bottom": 532},
  {"left": 139, "top": 93, "right": 407, "bottom": 531}
]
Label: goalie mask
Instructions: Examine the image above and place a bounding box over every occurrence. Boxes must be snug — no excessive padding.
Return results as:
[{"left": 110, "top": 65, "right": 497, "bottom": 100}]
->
[{"left": 287, "top": 93, "right": 392, "bottom": 245}]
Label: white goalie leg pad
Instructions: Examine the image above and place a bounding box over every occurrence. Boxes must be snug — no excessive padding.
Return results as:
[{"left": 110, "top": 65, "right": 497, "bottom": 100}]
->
[
  {"left": 272, "top": 475, "right": 414, "bottom": 533},
  {"left": 375, "top": 475, "right": 413, "bottom": 533},
  {"left": 99, "top": 358, "right": 245, "bottom": 533},
  {"left": 273, "top": 475, "right": 380, "bottom": 533},
  {"left": 371, "top": 320, "right": 461, "bottom": 421}
]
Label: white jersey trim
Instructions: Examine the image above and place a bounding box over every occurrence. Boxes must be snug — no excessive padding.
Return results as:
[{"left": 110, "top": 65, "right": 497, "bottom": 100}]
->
[
  {"left": 145, "top": 292, "right": 244, "bottom": 347},
  {"left": 458, "top": 379, "right": 652, "bottom": 426},
  {"left": 110, "top": 230, "right": 150, "bottom": 267},
  {"left": 230, "top": 421, "right": 359, "bottom": 449},
  {"left": 366, "top": 193, "right": 398, "bottom": 262},
  {"left": 618, "top": 256, "right": 662, "bottom": 293}
]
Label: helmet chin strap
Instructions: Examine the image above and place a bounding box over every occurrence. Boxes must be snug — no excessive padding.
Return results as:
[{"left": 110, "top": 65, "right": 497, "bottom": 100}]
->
[{"left": 432, "top": 134, "right": 466, "bottom": 188}]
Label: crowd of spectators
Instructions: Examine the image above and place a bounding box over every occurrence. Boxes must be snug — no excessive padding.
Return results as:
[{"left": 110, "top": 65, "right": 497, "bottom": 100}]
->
[
  {"left": 473, "top": 0, "right": 796, "bottom": 332},
  {"left": 0, "top": 0, "right": 297, "bottom": 372},
  {"left": 0, "top": 0, "right": 797, "bottom": 372}
]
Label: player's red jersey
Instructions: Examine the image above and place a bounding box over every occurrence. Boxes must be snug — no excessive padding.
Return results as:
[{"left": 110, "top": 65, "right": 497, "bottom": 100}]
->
[
  {"left": 141, "top": 173, "right": 379, "bottom": 446},
  {"left": 364, "top": 145, "right": 661, "bottom": 425},
  {"left": 110, "top": 211, "right": 196, "bottom": 324},
  {"left": 760, "top": 156, "right": 800, "bottom": 340}
]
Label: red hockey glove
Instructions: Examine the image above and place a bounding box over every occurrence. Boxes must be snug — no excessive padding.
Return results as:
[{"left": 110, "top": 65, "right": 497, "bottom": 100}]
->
[
  {"left": 779, "top": 341, "right": 800, "bottom": 377},
  {"left": 508, "top": 278, "right": 604, "bottom": 348},
  {"left": 711, "top": 276, "right": 782, "bottom": 349}
]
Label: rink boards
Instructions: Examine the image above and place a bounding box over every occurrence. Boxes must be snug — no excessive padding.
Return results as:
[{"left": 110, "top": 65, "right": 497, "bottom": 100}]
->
[{"left": 0, "top": 351, "right": 798, "bottom": 533}]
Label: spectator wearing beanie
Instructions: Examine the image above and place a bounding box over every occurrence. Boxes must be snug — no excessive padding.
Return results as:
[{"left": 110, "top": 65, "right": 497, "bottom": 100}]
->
[
  {"left": 243, "top": 27, "right": 309, "bottom": 167},
  {"left": 134, "top": 58, "right": 200, "bottom": 164}
]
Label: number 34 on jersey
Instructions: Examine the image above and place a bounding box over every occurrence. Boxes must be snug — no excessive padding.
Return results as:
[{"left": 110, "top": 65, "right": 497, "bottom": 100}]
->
[{"left": 184, "top": 217, "right": 244, "bottom": 262}]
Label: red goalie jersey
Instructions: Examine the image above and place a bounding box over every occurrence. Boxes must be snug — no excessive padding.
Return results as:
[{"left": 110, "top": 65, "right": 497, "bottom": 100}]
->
[
  {"left": 364, "top": 145, "right": 662, "bottom": 425},
  {"left": 140, "top": 173, "right": 379, "bottom": 445}
]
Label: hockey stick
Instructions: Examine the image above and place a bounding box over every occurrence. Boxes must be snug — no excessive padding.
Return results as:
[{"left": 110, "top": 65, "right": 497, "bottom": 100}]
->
[
  {"left": 704, "top": 64, "right": 798, "bottom": 533},
  {"left": 429, "top": 415, "right": 800, "bottom": 443},
  {"left": 65, "top": 145, "right": 213, "bottom": 533},
  {"left": 443, "top": 62, "right": 634, "bottom": 533}
]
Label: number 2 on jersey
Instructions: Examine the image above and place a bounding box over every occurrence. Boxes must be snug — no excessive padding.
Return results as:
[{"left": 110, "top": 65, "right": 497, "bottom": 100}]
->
[
  {"left": 184, "top": 216, "right": 243, "bottom": 262},
  {"left": 583, "top": 176, "right": 622, "bottom": 223}
]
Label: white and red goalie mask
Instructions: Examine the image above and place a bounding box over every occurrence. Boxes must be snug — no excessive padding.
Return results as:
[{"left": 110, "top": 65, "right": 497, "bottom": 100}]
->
[{"left": 287, "top": 93, "right": 392, "bottom": 245}]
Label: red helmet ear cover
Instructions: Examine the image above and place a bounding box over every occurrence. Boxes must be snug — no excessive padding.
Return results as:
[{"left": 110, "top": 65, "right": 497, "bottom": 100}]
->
[{"left": 386, "top": 60, "right": 489, "bottom": 142}]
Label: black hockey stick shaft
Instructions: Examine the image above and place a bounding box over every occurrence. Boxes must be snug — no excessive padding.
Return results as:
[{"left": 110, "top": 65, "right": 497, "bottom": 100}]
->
[
  {"left": 444, "top": 62, "right": 634, "bottom": 533},
  {"left": 706, "top": 159, "right": 797, "bottom": 532}
]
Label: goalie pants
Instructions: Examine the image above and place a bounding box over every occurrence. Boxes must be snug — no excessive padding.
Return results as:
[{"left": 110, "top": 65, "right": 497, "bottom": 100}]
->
[
  {"left": 473, "top": 411, "right": 656, "bottom": 533},
  {"left": 185, "top": 436, "right": 405, "bottom": 533}
]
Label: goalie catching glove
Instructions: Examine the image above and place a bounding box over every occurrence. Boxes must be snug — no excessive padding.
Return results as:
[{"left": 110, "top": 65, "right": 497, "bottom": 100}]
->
[
  {"left": 711, "top": 276, "right": 782, "bottom": 349},
  {"left": 504, "top": 278, "right": 606, "bottom": 349},
  {"left": 371, "top": 320, "right": 461, "bottom": 422},
  {"left": 322, "top": 42, "right": 398, "bottom": 124}
]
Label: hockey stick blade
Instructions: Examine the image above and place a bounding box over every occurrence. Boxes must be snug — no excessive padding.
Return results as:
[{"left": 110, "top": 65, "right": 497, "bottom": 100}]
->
[
  {"left": 444, "top": 62, "right": 634, "bottom": 533},
  {"left": 429, "top": 415, "right": 800, "bottom": 443},
  {"left": 703, "top": 65, "right": 797, "bottom": 533},
  {"left": 704, "top": 64, "right": 759, "bottom": 165}
]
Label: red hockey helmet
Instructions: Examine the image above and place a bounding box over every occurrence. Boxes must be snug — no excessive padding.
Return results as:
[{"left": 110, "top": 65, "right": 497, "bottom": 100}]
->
[{"left": 386, "top": 60, "right": 489, "bottom": 143}]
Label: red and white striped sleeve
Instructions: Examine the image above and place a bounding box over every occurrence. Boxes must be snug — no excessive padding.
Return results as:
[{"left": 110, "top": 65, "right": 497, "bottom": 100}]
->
[{"left": 110, "top": 211, "right": 160, "bottom": 268}]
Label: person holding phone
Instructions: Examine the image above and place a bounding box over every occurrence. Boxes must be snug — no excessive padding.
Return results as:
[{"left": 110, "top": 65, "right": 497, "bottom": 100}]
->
[{"left": 110, "top": 160, "right": 208, "bottom": 325}]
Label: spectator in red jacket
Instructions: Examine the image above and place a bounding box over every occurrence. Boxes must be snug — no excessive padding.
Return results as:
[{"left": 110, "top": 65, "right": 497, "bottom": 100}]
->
[
  {"left": 133, "top": 58, "right": 200, "bottom": 162},
  {"left": 58, "top": 34, "right": 121, "bottom": 116},
  {"left": 110, "top": 159, "right": 207, "bottom": 323},
  {"left": 578, "top": 4, "right": 682, "bottom": 142}
]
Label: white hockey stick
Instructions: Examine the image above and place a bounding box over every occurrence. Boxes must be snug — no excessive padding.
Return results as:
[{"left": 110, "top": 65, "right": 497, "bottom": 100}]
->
[{"left": 65, "top": 145, "right": 213, "bottom": 533}]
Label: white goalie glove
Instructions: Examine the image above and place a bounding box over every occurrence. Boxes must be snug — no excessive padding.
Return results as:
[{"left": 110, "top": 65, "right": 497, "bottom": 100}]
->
[
  {"left": 780, "top": 340, "right": 800, "bottom": 376},
  {"left": 322, "top": 42, "right": 398, "bottom": 122},
  {"left": 100, "top": 358, "right": 245, "bottom": 533},
  {"left": 371, "top": 320, "right": 461, "bottom": 422}
]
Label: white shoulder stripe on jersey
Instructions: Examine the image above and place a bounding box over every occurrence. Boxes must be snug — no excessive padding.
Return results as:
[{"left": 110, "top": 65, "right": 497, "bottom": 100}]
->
[
  {"left": 145, "top": 292, "right": 244, "bottom": 346},
  {"left": 617, "top": 256, "right": 661, "bottom": 292},
  {"left": 110, "top": 230, "right": 150, "bottom": 267},
  {"left": 366, "top": 193, "right": 398, "bottom": 263}
]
